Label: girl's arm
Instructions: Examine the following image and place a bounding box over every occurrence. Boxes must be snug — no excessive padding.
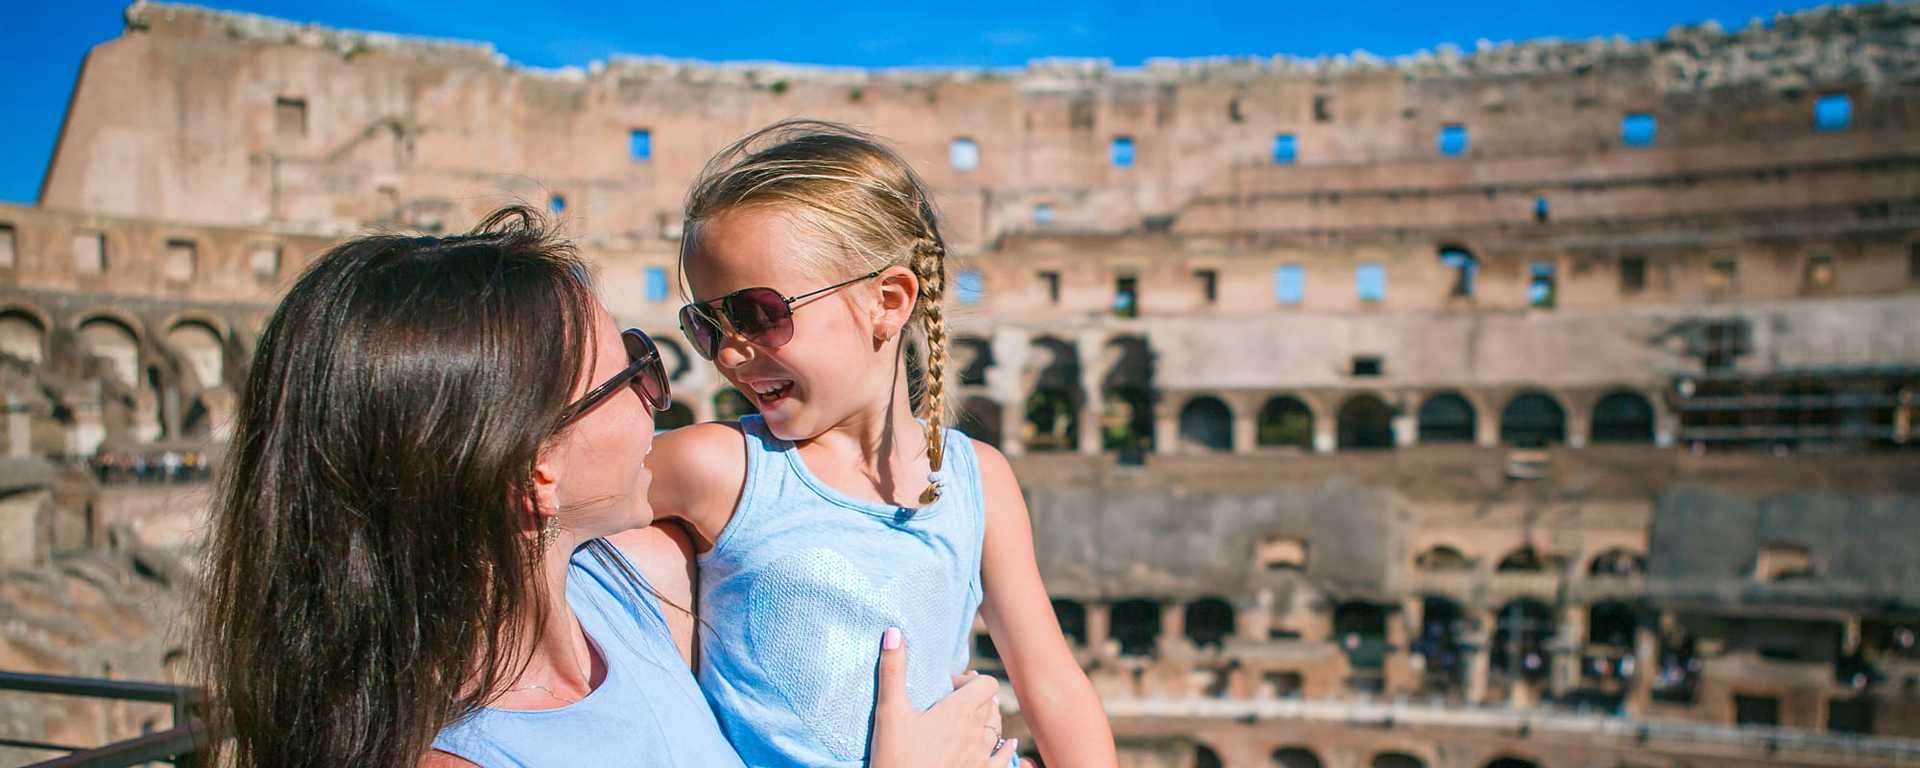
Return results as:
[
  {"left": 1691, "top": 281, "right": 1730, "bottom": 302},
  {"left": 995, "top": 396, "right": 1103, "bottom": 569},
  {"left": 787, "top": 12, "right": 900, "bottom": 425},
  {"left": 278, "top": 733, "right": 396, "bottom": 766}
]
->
[
  {"left": 644, "top": 422, "right": 747, "bottom": 550},
  {"left": 973, "top": 439, "right": 1119, "bottom": 768}
]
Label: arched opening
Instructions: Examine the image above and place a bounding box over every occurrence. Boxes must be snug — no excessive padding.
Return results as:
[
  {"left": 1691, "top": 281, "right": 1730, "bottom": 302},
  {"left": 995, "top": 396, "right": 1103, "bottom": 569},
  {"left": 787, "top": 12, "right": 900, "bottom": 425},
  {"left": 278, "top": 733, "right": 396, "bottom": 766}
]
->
[
  {"left": 1257, "top": 396, "right": 1313, "bottom": 449},
  {"left": 1052, "top": 599, "right": 1088, "bottom": 646},
  {"left": 953, "top": 336, "right": 994, "bottom": 387},
  {"left": 1416, "top": 545, "right": 1472, "bottom": 572},
  {"left": 1110, "top": 599, "right": 1161, "bottom": 657},
  {"left": 1334, "top": 601, "right": 1391, "bottom": 673},
  {"left": 1372, "top": 753, "right": 1426, "bottom": 768},
  {"left": 1591, "top": 391, "right": 1655, "bottom": 443},
  {"left": 165, "top": 321, "right": 225, "bottom": 391},
  {"left": 78, "top": 316, "right": 141, "bottom": 390},
  {"left": 1023, "top": 387, "right": 1078, "bottom": 452},
  {"left": 1587, "top": 548, "right": 1646, "bottom": 578},
  {"left": 1194, "top": 745, "right": 1224, "bottom": 768},
  {"left": 1338, "top": 394, "right": 1394, "bottom": 450},
  {"left": 653, "top": 337, "right": 692, "bottom": 383},
  {"left": 1184, "top": 597, "right": 1235, "bottom": 649},
  {"left": 1500, "top": 392, "right": 1566, "bottom": 447},
  {"left": 656, "top": 400, "right": 696, "bottom": 431},
  {"left": 1416, "top": 596, "right": 1467, "bottom": 692},
  {"left": 1178, "top": 396, "right": 1233, "bottom": 453},
  {"left": 1439, "top": 245, "right": 1478, "bottom": 298},
  {"left": 1496, "top": 546, "right": 1548, "bottom": 573},
  {"left": 1490, "top": 599, "right": 1555, "bottom": 683},
  {"left": 958, "top": 396, "right": 1004, "bottom": 448},
  {"left": 1100, "top": 336, "right": 1155, "bottom": 455},
  {"left": 1417, "top": 392, "right": 1477, "bottom": 444},
  {"left": 1272, "top": 746, "right": 1324, "bottom": 768},
  {"left": 713, "top": 388, "right": 757, "bottom": 422},
  {"left": 0, "top": 310, "right": 47, "bottom": 365},
  {"left": 1588, "top": 600, "right": 1638, "bottom": 648}
]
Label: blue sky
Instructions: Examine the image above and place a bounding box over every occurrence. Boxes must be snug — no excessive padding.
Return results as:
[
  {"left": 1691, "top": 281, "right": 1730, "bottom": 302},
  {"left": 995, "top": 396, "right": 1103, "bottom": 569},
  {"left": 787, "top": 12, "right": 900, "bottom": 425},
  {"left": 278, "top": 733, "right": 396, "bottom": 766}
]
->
[{"left": 0, "top": 0, "right": 1868, "bottom": 203}]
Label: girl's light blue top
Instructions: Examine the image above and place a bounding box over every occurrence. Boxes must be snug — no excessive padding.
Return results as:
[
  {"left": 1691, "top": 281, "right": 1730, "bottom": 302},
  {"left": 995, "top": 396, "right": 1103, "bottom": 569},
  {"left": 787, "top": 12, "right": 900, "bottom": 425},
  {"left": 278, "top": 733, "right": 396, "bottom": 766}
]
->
[
  {"left": 431, "top": 540, "right": 748, "bottom": 768},
  {"left": 697, "top": 415, "right": 987, "bottom": 767}
]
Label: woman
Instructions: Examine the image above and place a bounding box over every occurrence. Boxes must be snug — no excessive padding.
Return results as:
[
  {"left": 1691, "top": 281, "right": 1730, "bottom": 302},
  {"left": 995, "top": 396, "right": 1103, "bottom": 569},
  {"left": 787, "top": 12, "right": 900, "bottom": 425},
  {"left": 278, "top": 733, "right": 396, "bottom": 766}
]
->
[{"left": 193, "top": 206, "right": 1011, "bottom": 767}]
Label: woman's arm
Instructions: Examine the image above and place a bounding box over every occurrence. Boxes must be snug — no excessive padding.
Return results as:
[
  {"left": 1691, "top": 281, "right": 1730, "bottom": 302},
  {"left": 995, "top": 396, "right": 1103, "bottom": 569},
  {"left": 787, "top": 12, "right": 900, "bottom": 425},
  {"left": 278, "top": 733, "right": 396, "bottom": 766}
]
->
[
  {"left": 607, "top": 520, "right": 702, "bottom": 669},
  {"left": 974, "top": 439, "right": 1118, "bottom": 768}
]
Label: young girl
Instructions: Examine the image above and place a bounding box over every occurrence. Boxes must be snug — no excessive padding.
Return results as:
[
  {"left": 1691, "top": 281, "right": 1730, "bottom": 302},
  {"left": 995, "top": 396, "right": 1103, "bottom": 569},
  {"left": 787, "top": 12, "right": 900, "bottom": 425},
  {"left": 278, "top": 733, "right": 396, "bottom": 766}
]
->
[{"left": 649, "top": 120, "right": 1117, "bottom": 767}]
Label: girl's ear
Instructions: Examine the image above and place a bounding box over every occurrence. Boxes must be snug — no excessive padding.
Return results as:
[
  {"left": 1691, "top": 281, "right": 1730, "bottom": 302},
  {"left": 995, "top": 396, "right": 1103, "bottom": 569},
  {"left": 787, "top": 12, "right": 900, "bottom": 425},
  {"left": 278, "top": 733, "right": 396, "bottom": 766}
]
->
[{"left": 872, "top": 265, "right": 919, "bottom": 343}]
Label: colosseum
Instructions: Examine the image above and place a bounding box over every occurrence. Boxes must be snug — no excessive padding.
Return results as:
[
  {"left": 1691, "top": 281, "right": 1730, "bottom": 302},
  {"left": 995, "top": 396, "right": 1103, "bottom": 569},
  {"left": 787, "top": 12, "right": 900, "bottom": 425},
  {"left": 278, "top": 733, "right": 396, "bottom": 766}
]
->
[{"left": 3, "top": 2, "right": 1920, "bottom": 766}]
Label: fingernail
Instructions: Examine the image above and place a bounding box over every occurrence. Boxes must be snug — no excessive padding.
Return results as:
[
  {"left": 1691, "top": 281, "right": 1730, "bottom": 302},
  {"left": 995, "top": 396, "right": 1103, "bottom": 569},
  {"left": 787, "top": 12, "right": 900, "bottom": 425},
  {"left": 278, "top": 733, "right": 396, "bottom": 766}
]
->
[{"left": 882, "top": 626, "right": 902, "bottom": 650}]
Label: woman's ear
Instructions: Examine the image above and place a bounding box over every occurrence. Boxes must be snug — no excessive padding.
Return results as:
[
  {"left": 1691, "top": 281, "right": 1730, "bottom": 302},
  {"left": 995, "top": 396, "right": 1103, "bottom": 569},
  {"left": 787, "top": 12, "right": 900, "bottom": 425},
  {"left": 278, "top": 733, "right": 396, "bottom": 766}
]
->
[
  {"left": 872, "top": 265, "right": 919, "bottom": 344},
  {"left": 530, "top": 460, "right": 562, "bottom": 522}
]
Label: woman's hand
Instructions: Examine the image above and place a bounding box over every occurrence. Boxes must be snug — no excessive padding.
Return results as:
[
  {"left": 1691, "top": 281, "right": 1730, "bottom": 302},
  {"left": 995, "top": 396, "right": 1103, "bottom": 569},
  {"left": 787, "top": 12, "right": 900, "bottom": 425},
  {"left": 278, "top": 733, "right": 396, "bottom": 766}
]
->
[{"left": 869, "top": 628, "right": 1018, "bottom": 768}]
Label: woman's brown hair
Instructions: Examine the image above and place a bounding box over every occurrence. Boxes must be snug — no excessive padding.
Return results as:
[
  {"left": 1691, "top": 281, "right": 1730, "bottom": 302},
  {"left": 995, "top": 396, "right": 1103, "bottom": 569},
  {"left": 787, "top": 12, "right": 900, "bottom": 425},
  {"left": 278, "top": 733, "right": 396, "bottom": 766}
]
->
[{"left": 193, "top": 206, "right": 598, "bottom": 767}]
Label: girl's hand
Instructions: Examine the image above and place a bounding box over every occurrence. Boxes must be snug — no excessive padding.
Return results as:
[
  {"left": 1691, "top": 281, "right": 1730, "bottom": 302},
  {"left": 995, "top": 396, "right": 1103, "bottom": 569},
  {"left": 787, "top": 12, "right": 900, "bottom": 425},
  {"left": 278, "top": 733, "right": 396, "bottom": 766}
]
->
[{"left": 869, "top": 628, "right": 1018, "bottom": 768}]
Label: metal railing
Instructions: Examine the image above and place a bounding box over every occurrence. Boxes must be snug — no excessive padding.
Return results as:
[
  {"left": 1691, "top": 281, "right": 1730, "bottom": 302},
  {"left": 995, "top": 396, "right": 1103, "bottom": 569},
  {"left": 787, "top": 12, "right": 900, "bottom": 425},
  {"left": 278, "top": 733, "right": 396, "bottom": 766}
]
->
[{"left": 0, "top": 671, "right": 209, "bottom": 768}]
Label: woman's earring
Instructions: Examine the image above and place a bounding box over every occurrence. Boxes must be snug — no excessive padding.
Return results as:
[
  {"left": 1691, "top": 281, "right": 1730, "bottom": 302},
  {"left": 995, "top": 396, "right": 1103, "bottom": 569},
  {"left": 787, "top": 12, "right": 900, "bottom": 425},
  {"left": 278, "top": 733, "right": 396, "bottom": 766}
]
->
[{"left": 538, "top": 514, "right": 560, "bottom": 552}]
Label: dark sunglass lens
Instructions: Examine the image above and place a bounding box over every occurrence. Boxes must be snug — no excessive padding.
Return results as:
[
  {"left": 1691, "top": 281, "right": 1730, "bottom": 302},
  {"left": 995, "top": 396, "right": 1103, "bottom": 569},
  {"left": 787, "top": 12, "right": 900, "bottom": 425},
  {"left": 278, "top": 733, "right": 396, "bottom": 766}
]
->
[
  {"left": 623, "top": 331, "right": 670, "bottom": 410},
  {"left": 735, "top": 288, "right": 795, "bottom": 348},
  {"left": 678, "top": 305, "right": 718, "bottom": 360}
]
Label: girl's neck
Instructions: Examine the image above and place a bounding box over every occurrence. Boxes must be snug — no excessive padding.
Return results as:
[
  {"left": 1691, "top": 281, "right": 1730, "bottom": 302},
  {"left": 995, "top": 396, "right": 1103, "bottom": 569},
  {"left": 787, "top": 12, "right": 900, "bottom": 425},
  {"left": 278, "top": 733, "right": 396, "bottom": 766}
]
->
[{"left": 800, "top": 367, "right": 927, "bottom": 486}]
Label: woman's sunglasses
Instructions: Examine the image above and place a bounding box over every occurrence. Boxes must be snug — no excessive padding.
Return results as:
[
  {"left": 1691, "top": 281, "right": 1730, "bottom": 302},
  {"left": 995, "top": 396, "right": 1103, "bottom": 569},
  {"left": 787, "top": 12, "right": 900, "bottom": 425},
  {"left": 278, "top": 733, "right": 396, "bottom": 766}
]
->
[
  {"left": 677, "top": 270, "right": 882, "bottom": 361},
  {"left": 559, "top": 328, "right": 671, "bottom": 425}
]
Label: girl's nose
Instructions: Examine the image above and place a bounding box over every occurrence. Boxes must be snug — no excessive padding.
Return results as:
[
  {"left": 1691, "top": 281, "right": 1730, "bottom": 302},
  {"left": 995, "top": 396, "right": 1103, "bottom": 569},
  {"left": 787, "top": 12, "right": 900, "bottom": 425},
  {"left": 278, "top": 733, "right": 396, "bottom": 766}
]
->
[{"left": 714, "top": 335, "right": 754, "bottom": 369}]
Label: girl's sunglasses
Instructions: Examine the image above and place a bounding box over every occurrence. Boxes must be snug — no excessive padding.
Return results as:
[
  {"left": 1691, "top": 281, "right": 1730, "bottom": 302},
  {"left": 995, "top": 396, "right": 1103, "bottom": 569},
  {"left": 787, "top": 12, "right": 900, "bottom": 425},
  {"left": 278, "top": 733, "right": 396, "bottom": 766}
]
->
[
  {"left": 677, "top": 270, "right": 882, "bottom": 360},
  {"left": 559, "top": 328, "right": 671, "bottom": 425}
]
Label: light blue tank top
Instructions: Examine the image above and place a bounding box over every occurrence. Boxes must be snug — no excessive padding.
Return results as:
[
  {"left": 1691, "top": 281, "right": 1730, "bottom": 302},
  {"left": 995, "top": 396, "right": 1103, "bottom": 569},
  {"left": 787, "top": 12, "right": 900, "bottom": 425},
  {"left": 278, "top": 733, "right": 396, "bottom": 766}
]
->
[
  {"left": 698, "top": 416, "right": 987, "bottom": 767},
  {"left": 431, "top": 540, "right": 747, "bottom": 768}
]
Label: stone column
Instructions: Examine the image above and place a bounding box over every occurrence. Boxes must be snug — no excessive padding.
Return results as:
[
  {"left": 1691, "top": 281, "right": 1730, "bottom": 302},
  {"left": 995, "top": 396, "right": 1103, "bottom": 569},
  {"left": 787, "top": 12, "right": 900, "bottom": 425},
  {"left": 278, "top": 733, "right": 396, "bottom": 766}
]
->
[
  {"left": 1476, "top": 393, "right": 1502, "bottom": 448},
  {"left": 1085, "top": 602, "right": 1113, "bottom": 657},
  {"left": 1626, "top": 622, "right": 1658, "bottom": 717},
  {"left": 1155, "top": 398, "right": 1179, "bottom": 456},
  {"left": 1160, "top": 601, "right": 1187, "bottom": 651},
  {"left": 692, "top": 386, "right": 718, "bottom": 423},
  {"left": 999, "top": 395, "right": 1026, "bottom": 457},
  {"left": 1238, "top": 592, "right": 1273, "bottom": 642},
  {"left": 1566, "top": 395, "right": 1592, "bottom": 449},
  {"left": 1466, "top": 609, "right": 1493, "bottom": 703},
  {"left": 1391, "top": 392, "right": 1417, "bottom": 448},
  {"left": 1551, "top": 605, "right": 1587, "bottom": 698},
  {"left": 1313, "top": 401, "right": 1337, "bottom": 454},
  {"left": 1076, "top": 333, "right": 1104, "bottom": 456},
  {"left": 1231, "top": 404, "right": 1257, "bottom": 455}
]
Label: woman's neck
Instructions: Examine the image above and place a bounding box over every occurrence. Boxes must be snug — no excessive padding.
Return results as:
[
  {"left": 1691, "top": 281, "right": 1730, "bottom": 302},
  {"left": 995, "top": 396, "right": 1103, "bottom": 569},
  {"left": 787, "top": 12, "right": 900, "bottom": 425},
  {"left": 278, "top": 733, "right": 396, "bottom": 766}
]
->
[{"left": 493, "top": 531, "right": 602, "bottom": 709}]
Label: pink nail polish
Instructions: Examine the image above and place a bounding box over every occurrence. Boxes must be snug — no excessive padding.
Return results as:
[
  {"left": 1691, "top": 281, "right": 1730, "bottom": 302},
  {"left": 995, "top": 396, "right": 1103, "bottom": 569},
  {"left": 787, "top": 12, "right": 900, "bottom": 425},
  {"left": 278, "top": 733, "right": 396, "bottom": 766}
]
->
[{"left": 882, "top": 626, "right": 902, "bottom": 650}]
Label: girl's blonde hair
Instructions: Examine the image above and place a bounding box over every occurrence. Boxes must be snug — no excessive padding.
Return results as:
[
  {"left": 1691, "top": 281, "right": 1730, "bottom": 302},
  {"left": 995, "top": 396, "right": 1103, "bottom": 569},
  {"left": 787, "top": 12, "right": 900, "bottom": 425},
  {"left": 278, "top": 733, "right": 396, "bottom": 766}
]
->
[{"left": 682, "top": 119, "right": 954, "bottom": 505}]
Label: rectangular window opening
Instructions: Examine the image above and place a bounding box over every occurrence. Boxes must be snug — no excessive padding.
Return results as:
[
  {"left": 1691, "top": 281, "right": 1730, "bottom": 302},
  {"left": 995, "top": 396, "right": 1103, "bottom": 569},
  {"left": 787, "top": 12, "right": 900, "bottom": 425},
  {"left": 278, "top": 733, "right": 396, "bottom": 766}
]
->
[
  {"left": 1529, "top": 261, "right": 1557, "bottom": 309},
  {"left": 1621, "top": 255, "right": 1647, "bottom": 294},
  {"left": 1356, "top": 263, "right": 1386, "bottom": 303},
  {"left": 1113, "top": 275, "right": 1139, "bottom": 318},
  {"left": 1708, "top": 256, "right": 1739, "bottom": 293},
  {"left": 949, "top": 138, "right": 979, "bottom": 171},
  {"left": 1313, "top": 94, "right": 1333, "bottom": 123},
  {"left": 1039, "top": 271, "right": 1061, "bottom": 304},
  {"left": 955, "top": 270, "right": 984, "bottom": 306},
  {"left": 1275, "top": 265, "right": 1305, "bottom": 305},
  {"left": 1814, "top": 93, "right": 1853, "bottom": 132},
  {"left": 1534, "top": 196, "right": 1550, "bottom": 223},
  {"left": 1272, "top": 133, "right": 1297, "bottom": 165},
  {"left": 1351, "top": 356, "right": 1383, "bottom": 377},
  {"left": 1804, "top": 251, "right": 1835, "bottom": 289},
  {"left": 1622, "top": 113, "right": 1657, "bottom": 147},
  {"left": 0, "top": 224, "right": 14, "bottom": 270},
  {"left": 1438, "top": 124, "right": 1469, "bottom": 157},
  {"left": 629, "top": 129, "right": 652, "bottom": 162},
  {"left": 1440, "top": 248, "right": 1477, "bottom": 297},
  {"left": 72, "top": 232, "right": 105, "bottom": 275},
  {"left": 549, "top": 194, "right": 567, "bottom": 215},
  {"left": 1110, "top": 136, "right": 1135, "bottom": 168},
  {"left": 163, "top": 239, "right": 197, "bottom": 282},
  {"left": 1195, "top": 269, "right": 1218, "bottom": 304},
  {"left": 644, "top": 266, "right": 670, "bottom": 303},
  {"left": 249, "top": 244, "right": 281, "bottom": 281},
  {"left": 275, "top": 97, "right": 308, "bottom": 138},
  {"left": 1034, "top": 203, "right": 1055, "bottom": 227}
]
